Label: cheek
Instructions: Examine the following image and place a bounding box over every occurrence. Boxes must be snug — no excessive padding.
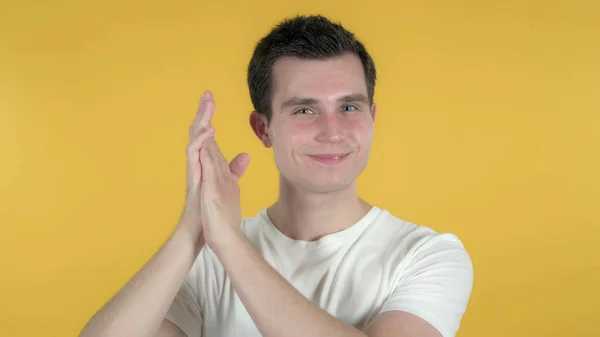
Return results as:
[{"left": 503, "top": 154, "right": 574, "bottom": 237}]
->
[
  {"left": 349, "top": 118, "right": 374, "bottom": 142},
  {"left": 273, "top": 123, "right": 313, "bottom": 150}
]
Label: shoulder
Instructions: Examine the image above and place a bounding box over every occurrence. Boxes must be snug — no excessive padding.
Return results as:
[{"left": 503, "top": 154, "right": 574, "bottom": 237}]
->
[
  {"left": 372, "top": 210, "right": 474, "bottom": 337},
  {"left": 368, "top": 208, "right": 473, "bottom": 272}
]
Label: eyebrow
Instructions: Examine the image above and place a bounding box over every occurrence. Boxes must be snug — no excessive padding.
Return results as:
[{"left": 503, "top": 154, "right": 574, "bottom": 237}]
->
[{"left": 280, "top": 93, "right": 369, "bottom": 109}]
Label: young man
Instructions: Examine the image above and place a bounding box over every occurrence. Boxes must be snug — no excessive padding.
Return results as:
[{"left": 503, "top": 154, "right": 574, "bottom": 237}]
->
[{"left": 79, "top": 15, "right": 473, "bottom": 337}]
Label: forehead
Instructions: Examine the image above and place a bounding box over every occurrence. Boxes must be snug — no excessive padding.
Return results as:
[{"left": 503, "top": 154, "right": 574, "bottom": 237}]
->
[{"left": 270, "top": 53, "right": 367, "bottom": 104}]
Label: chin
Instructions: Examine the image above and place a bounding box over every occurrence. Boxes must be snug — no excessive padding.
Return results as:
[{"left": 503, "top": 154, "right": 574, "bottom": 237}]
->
[
  {"left": 278, "top": 160, "right": 367, "bottom": 194},
  {"left": 296, "top": 175, "right": 357, "bottom": 194},
  {"left": 311, "top": 184, "right": 354, "bottom": 194}
]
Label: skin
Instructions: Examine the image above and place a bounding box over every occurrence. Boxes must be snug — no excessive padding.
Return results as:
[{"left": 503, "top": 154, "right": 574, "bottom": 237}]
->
[
  {"left": 197, "top": 52, "right": 442, "bottom": 337},
  {"left": 78, "top": 52, "right": 442, "bottom": 337},
  {"left": 250, "top": 52, "right": 377, "bottom": 242}
]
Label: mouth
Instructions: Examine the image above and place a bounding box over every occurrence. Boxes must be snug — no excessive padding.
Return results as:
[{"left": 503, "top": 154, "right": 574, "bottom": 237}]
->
[{"left": 308, "top": 153, "right": 350, "bottom": 165}]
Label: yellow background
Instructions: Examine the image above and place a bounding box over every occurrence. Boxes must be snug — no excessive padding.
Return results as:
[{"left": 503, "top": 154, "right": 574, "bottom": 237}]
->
[{"left": 1, "top": 1, "right": 598, "bottom": 336}]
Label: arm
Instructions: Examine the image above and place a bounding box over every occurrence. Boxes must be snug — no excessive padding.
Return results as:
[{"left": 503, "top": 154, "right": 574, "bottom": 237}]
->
[
  {"left": 200, "top": 156, "right": 470, "bottom": 337},
  {"left": 216, "top": 233, "right": 444, "bottom": 337},
  {"left": 78, "top": 92, "right": 214, "bottom": 337},
  {"left": 79, "top": 91, "right": 250, "bottom": 337},
  {"left": 196, "top": 142, "right": 447, "bottom": 337},
  {"left": 197, "top": 92, "right": 470, "bottom": 337},
  {"left": 78, "top": 225, "right": 203, "bottom": 337}
]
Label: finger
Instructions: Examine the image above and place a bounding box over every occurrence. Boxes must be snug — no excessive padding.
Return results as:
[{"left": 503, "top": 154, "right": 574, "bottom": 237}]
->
[
  {"left": 200, "top": 145, "right": 217, "bottom": 185},
  {"left": 189, "top": 91, "right": 215, "bottom": 138},
  {"left": 187, "top": 127, "right": 215, "bottom": 158},
  {"left": 194, "top": 91, "right": 213, "bottom": 124},
  {"left": 229, "top": 153, "right": 250, "bottom": 182},
  {"left": 207, "top": 137, "right": 231, "bottom": 176},
  {"left": 186, "top": 127, "right": 216, "bottom": 179},
  {"left": 190, "top": 99, "right": 215, "bottom": 137}
]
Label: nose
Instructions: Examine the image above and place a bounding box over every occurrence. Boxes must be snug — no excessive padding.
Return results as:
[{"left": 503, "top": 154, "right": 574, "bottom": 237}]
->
[{"left": 314, "top": 112, "right": 343, "bottom": 143}]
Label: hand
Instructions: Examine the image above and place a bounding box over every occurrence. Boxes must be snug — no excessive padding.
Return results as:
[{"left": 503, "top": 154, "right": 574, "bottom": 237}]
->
[
  {"left": 177, "top": 91, "right": 248, "bottom": 247},
  {"left": 199, "top": 97, "right": 250, "bottom": 254},
  {"left": 177, "top": 91, "right": 215, "bottom": 243}
]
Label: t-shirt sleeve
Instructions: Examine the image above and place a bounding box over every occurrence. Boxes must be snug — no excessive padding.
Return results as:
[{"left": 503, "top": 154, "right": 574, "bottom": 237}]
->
[
  {"left": 378, "top": 232, "right": 474, "bottom": 337},
  {"left": 165, "top": 261, "right": 203, "bottom": 337}
]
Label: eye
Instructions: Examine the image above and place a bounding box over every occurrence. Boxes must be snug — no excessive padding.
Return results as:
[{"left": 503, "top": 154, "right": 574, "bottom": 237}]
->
[
  {"left": 294, "top": 108, "right": 314, "bottom": 115},
  {"left": 342, "top": 105, "right": 358, "bottom": 112}
]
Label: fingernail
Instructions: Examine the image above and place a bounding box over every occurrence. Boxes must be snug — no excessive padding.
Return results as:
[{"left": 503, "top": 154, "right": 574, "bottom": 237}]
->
[{"left": 202, "top": 90, "right": 210, "bottom": 99}]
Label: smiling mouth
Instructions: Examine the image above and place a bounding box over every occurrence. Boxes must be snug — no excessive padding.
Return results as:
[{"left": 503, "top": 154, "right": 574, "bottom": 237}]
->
[{"left": 308, "top": 153, "right": 350, "bottom": 165}]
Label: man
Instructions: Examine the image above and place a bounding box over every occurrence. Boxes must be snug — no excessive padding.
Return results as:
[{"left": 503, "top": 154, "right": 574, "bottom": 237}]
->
[{"left": 80, "top": 15, "right": 473, "bottom": 337}]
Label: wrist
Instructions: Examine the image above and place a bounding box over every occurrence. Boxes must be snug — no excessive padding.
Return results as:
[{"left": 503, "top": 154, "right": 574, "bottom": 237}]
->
[
  {"left": 174, "top": 221, "right": 205, "bottom": 253},
  {"left": 210, "top": 226, "right": 247, "bottom": 261}
]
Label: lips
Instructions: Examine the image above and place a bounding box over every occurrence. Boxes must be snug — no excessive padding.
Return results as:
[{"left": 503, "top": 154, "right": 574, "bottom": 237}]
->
[
  {"left": 310, "top": 153, "right": 348, "bottom": 159},
  {"left": 308, "top": 153, "right": 350, "bottom": 164}
]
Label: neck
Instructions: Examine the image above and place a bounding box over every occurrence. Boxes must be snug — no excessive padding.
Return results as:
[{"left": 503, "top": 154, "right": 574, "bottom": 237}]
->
[{"left": 267, "top": 177, "right": 372, "bottom": 242}]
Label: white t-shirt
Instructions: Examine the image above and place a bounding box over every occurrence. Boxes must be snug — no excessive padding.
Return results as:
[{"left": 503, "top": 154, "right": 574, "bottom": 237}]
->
[{"left": 165, "top": 206, "right": 473, "bottom": 337}]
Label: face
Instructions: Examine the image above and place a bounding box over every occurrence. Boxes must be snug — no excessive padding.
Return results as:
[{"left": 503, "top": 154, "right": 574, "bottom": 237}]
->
[{"left": 250, "top": 52, "right": 376, "bottom": 194}]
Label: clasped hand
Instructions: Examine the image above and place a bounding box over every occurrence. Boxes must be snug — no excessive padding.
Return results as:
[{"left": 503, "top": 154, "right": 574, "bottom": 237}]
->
[{"left": 180, "top": 90, "right": 250, "bottom": 254}]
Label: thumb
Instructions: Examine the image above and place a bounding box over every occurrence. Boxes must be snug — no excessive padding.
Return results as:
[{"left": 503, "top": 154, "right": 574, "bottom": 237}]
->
[{"left": 229, "top": 153, "right": 250, "bottom": 182}]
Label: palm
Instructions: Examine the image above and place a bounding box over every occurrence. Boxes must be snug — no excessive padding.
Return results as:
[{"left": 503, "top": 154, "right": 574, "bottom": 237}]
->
[{"left": 179, "top": 90, "right": 250, "bottom": 242}]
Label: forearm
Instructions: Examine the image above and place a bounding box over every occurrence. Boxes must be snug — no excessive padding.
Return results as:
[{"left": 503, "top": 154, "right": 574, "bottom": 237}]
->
[
  {"left": 218, "top": 233, "right": 367, "bottom": 337},
  {"left": 79, "top": 224, "right": 204, "bottom": 337}
]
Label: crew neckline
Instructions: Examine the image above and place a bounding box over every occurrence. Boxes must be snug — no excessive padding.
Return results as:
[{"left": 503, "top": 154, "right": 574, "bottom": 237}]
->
[{"left": 257, "top": 206, "right": 385, "bottom": 250}]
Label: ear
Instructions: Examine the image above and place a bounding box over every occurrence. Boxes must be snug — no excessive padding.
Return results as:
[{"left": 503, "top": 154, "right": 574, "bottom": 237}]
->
[
  {"left": 249, "top": 111, "right": 272, "bottom": 148},
  {"left": 370, "top": 103, "right": 377, "bottom": 121}
]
